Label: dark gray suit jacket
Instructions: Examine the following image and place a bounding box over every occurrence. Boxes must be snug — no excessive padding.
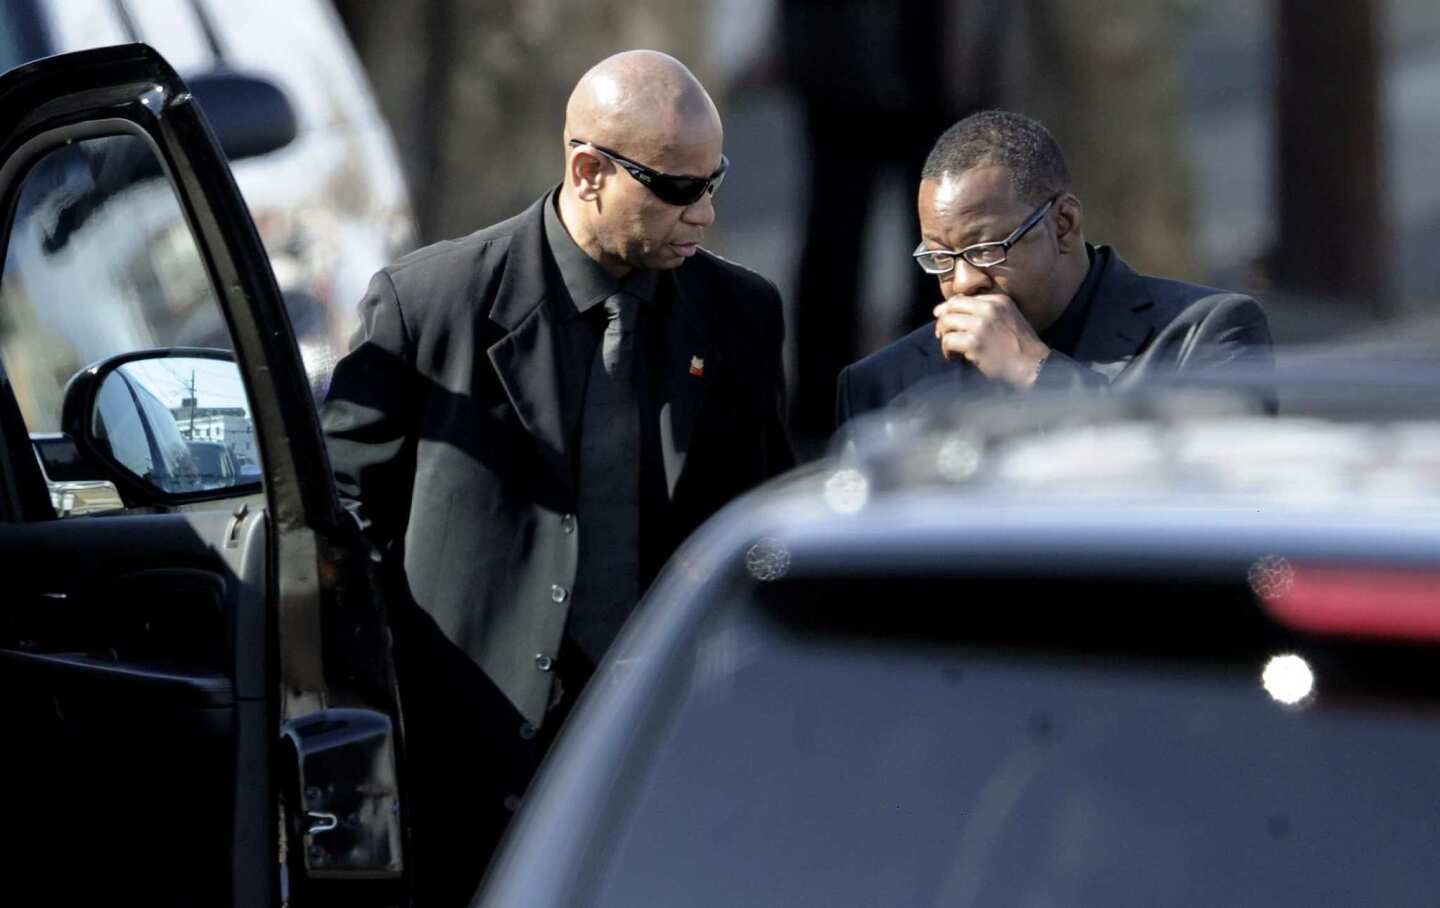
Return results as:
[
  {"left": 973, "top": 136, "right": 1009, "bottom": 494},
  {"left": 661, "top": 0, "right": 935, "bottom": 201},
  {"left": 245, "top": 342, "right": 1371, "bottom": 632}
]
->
[
  {"left": 322, "top": 195, "right": 793, "bottom": 726},
  {"left": 837, "top": 248, "right": 1274, "bottom": 425}
]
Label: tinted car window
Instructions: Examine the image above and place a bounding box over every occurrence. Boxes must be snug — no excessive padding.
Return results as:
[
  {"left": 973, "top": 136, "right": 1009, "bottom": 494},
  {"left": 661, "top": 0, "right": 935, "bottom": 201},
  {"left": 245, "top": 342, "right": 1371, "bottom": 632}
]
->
[
  {"left": 0, "top": 133, "right": 228, "bottom": 434},
  {"left": 581, "top": 575, "right": 1440, "bottom": 907}
]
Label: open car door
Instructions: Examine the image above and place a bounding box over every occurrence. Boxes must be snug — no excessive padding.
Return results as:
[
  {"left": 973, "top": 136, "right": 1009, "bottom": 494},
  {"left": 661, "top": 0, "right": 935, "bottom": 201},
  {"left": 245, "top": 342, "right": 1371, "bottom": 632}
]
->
[{"left": 0, "top": 45, "right": 405, "bottom": 906}]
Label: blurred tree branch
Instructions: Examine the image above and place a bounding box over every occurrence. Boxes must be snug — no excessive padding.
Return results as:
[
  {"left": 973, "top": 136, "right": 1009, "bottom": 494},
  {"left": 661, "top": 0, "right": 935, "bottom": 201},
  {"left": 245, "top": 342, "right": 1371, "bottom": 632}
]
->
[
  {"left": 1273, "top": 0, "right": 1387, "bottom": 313},
  {"left": 1014, "top": 0, "right": 1198, "bottom": 280}
]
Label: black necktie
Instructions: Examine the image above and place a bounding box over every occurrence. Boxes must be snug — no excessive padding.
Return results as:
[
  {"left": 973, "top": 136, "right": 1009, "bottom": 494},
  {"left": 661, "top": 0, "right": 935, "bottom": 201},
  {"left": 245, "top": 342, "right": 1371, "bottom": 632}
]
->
[{"left": 571, "top": 292, "right": 642, "bottom": 663}]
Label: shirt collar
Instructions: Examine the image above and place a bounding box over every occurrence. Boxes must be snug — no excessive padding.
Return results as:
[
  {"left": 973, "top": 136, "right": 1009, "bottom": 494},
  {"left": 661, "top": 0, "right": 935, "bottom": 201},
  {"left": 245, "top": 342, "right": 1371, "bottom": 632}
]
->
[
  {"left": 1040, "top": 244, "right": 1104, "bottom": 357},
  {"left": 543, "top": 188, "right": 658, "bottom": 318}
]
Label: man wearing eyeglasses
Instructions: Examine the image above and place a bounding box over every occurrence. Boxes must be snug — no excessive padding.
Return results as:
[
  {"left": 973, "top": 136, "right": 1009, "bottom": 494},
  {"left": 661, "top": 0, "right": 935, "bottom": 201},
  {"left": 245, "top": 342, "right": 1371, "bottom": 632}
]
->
[
  {"left": 321, "top": 50, "right": 792, "bottom": 905},
  {"left": 836, "top": 110, "right": 1273, "bottom": 426}
]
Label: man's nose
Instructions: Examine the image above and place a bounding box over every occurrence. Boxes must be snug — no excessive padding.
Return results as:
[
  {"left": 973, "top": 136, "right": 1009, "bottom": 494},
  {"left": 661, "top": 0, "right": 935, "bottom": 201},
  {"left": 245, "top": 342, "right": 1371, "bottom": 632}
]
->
[
  {"left": 947, "top": 258, "right": 993, "bottom": 296},
  {"left": 681, "top": 191, "right": 716, "bottom": 227}
]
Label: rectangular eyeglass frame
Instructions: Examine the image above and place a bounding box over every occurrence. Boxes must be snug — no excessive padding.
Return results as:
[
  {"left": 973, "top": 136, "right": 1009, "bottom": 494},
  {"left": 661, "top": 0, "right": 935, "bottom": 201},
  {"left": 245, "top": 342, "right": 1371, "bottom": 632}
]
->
[{"left": 912, "top": 195, "right": 1059, "bottom": 274}]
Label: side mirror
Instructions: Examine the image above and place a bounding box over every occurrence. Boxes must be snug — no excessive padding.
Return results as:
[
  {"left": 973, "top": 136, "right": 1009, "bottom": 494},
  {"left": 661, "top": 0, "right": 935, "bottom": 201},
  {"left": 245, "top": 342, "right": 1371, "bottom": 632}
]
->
[
  {"left": 187, "top": 70, "right": 298, "bottom": 161},
  {"left": 61, "top": 348, "right": 262, "bottom": 506}
]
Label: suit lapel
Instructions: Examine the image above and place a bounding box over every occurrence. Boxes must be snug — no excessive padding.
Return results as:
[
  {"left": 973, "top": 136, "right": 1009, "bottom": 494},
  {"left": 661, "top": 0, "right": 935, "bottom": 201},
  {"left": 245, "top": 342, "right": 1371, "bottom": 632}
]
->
[
  {"left": 1071, "top": 248, "right": 1161, "bottom": 380},
  {"left": 656, "top": 269, "right": 711, "bottom": 498},
  {"left": 484, "top": 198, "right": 574, "bottom": 495}
]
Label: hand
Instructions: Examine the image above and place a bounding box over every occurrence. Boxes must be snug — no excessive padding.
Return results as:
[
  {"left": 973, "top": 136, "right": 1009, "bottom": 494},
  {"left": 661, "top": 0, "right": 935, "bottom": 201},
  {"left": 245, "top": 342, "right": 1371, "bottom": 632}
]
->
[{"left": 933, "top": 293, "right": 1051, "bottom": 390}]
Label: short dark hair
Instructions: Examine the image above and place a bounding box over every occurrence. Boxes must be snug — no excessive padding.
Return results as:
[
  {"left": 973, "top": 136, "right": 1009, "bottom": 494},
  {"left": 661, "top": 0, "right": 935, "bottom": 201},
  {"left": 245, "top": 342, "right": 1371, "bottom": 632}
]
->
[{"left": 921, "top": 110, "right": 1070, "bottom": 203}]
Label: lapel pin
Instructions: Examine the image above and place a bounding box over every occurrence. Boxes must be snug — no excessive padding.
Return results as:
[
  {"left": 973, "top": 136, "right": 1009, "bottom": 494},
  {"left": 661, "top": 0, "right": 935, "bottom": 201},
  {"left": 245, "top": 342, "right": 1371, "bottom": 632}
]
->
[{"left": 689, "top": 355, "right": 705, "bottom": 377}]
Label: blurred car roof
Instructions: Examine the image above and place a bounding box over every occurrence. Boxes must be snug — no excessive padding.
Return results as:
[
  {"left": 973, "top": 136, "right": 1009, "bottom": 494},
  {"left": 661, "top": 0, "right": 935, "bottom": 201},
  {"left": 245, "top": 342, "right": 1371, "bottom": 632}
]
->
[{"left": 832, "top": 358, "right": 1440, "bottom": 515}]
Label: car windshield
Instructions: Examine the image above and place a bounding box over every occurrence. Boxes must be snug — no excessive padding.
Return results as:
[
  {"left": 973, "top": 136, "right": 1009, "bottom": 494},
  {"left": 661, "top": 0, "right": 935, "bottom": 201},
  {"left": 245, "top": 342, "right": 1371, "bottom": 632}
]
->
[{"left": 576, "top": 573, "right": 1440, "bottom": 907}]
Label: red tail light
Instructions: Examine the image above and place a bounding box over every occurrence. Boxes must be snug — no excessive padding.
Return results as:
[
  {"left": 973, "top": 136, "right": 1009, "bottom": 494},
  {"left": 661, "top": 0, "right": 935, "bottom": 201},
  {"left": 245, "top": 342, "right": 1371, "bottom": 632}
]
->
[{"left": 1253, "top": 559, "right": 1440, "bottom": 641}]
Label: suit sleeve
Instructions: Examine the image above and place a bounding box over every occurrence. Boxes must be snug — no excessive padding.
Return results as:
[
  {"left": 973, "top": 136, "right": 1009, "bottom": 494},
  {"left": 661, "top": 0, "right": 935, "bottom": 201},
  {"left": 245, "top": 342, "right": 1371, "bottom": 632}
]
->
[
  {"left": 1169, "top": 295, "right": 1273, "bottom": 372},
  {"left": 1113, "top": 294, "right": 1275, "bottom": 410},
  {"left": 1169, "top": 294, "right": 1276, "bottom": 413},
  {"left": 1041, "top": 294, "right": 1274, "bottom": 398},
  {"left": 834, "top": 348, "right": 918, "bottom": 427},
  {"left": 320, "top": 270, "right": 419, "bottom": 552},
  {"left": 1030, "top": 351, "right": 1111, "bottom": 393}
]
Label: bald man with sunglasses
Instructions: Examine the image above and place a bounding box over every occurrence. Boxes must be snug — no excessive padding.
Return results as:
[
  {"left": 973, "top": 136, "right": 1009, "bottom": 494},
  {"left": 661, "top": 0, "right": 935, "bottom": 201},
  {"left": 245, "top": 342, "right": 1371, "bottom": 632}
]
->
[
  {"left": 321, "top": 50, "right": 792, "bottom": 905},
  {"left": 837, "top": 111, "right": 1273, "bottom": 427}
]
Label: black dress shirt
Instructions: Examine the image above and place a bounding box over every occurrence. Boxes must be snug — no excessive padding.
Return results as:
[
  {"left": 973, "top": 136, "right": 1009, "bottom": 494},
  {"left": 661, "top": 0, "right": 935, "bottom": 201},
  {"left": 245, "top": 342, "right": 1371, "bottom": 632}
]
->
[
  {"left": 541, "top": 191, "right": 669, "bottom": 676},
  {"left": 1040, "top": 244, "right": 1104, "bottom": 358},
  {"left": 543, "top": 189, "right": 658, "bottom": 448}
]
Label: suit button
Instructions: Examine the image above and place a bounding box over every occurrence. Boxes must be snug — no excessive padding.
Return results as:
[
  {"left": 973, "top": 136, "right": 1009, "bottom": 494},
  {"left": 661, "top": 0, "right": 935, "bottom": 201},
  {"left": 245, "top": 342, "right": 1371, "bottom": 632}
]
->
[
  {"left": 535, "top": 653, "right": 554, "bottom": 672},
  {"left": 550, "top": 584, "right": 568, "bottom": 603},
  {"left": 518, "top": 721, "right": 537, "bottom": 740},
  {"left": 561, "top": 513, "right": 576, "bottom": 534}
]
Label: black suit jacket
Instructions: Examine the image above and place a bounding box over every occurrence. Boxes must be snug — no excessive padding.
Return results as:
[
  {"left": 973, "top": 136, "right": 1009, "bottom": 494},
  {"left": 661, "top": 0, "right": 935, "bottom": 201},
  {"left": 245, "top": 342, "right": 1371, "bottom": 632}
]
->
[
  {"left": 321, "top": 194, "right": 793, "bottom": 727},
  {"left": 837, "top": 248, "right": 1274, "bottom": 425}
]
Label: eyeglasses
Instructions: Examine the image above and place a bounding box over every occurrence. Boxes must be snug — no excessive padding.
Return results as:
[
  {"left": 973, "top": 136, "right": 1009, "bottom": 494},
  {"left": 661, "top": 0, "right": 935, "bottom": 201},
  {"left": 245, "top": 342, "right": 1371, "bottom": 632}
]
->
[
  {"left": 912, "top": 195, "right": 1058, "bottom": 274},
  {"left": 568, "top": 139, "right": 729, "bottom": 207}
]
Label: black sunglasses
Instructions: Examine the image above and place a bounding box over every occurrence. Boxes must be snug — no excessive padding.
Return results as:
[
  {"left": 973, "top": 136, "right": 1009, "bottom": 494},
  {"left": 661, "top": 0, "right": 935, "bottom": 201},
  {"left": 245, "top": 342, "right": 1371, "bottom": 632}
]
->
[{"left": 568, "top": 139, "right": 729, "bottom": 207}]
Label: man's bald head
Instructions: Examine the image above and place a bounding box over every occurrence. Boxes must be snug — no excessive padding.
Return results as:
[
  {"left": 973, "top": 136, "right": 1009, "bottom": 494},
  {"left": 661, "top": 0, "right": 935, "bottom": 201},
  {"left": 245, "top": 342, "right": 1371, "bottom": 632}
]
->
[
  {"left": 558, "top": 51, "right": 724, "bottom": 277},
  {"left": 564, "top": 50, "right": 721, "bottom": 160}
]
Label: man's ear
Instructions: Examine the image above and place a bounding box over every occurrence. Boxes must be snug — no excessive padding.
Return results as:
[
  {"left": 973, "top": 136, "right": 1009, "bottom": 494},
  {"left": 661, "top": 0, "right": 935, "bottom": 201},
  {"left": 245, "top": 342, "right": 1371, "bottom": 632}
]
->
[
  {"left": 1053, "top": 193, "right": 1084, "bottom": 254},
  {"left": 570, "top": 149, "right": 606, "bottom": 201}
]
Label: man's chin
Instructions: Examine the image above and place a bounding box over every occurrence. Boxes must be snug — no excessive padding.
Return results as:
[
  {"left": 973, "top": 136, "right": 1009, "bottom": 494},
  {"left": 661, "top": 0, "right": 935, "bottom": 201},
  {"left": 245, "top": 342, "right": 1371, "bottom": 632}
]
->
[{"left": 647, "top": 248, "right": 695, "bottom": 270}]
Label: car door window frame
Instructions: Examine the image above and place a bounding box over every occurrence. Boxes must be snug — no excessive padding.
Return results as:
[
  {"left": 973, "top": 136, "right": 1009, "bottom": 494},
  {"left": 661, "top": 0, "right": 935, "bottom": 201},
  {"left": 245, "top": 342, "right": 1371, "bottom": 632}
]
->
[
  {"left": 0, "top": 361, "right": 51, "bottom": 521},
  {"left": 0, "top": 55, "right": 336, "bottom": 675}
]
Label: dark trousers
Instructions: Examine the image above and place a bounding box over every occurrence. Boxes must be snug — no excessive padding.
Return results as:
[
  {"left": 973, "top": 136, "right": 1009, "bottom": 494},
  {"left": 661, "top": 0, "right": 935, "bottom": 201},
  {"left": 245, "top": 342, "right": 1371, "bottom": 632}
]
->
[{"left": 391, "top": 601, "right": 593, "bottom": 907}]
